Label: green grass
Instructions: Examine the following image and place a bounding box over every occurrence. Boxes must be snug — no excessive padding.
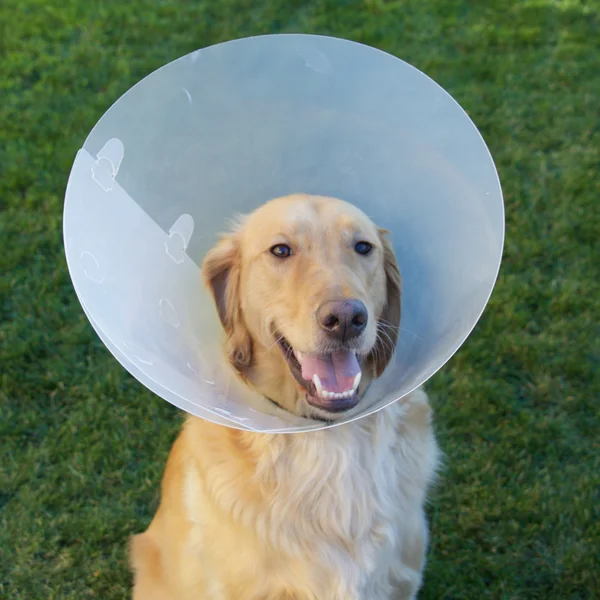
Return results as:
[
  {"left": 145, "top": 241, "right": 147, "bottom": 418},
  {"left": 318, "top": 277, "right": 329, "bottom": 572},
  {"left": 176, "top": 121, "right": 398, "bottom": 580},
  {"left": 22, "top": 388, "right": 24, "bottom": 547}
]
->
[{"left": 1, "top": 0, "right": 599, "bottom": 597}]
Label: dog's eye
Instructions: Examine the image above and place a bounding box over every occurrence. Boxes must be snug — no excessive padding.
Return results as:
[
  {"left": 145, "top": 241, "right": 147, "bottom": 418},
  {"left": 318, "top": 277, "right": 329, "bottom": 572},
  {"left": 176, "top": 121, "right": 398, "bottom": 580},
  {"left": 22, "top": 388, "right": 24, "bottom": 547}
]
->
[
  {"left": 270, "top": 244, "right": 293, "bottom": 258},
  {"left": 354, "top": 241, "right": 373, "bottom": 255}
]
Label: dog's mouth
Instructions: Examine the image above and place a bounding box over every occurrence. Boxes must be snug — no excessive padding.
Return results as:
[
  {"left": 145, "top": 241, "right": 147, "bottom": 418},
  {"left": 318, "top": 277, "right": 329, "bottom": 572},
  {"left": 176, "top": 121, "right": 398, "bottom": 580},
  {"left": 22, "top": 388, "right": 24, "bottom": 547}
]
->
[{"left": 276, "top": 335, "right": 363, "bottom": 413}]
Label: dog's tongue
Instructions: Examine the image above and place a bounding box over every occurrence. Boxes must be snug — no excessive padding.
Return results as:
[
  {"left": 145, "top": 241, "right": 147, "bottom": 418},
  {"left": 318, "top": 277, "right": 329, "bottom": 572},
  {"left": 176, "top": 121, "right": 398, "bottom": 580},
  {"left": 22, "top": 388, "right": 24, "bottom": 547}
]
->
[{"left": 297, "top": 350, "right": 360, "bottom": 393}]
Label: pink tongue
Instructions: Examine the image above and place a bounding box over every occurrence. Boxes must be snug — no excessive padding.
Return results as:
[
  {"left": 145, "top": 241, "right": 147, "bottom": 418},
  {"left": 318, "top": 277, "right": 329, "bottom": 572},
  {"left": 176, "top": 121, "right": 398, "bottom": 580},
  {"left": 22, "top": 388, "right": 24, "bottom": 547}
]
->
[{"left": 297, "top": 351, "right": 360, "bottom": 394}]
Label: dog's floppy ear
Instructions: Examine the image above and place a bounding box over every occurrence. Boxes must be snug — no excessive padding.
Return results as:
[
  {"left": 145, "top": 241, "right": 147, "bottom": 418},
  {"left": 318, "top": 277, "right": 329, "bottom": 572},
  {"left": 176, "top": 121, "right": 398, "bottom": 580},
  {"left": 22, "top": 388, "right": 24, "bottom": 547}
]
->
[
  {"left": 201, "top": 232, "right": 253, "bottom": 373},
  {"left": 370, "top": 228, "right": 402, "bottom": 377}
]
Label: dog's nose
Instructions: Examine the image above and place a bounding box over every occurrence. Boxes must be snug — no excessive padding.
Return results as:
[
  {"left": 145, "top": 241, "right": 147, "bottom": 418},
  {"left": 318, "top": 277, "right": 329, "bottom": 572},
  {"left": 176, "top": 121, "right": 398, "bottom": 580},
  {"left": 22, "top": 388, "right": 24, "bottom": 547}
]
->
[{"left": 317, "top": 299, "right": 368, "bottom": 342}]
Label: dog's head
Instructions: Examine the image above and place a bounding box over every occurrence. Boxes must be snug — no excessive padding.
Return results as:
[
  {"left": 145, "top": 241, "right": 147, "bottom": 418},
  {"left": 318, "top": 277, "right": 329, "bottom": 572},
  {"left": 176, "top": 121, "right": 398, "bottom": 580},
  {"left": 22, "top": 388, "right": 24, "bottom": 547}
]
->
[{"left": 202, "top": 194, "right": 401, "bottom": 420}]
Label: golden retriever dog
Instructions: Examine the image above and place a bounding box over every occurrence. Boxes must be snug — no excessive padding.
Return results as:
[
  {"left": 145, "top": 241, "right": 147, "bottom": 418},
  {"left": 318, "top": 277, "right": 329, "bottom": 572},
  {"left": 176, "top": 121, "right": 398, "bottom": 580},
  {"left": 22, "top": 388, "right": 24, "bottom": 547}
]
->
[{"left": 130, "top": 194, "right": 439, "bottom": 599}]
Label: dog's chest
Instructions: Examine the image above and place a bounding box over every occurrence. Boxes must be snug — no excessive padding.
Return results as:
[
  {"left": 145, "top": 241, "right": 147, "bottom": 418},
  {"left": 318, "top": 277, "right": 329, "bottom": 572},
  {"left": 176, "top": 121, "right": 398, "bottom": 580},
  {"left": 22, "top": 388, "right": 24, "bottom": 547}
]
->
[
  {"left": 249, "top": 420, "right": 405, "bottom": 596},
  {"left": 184, "top": 407, "right": 428, "bottom": 600}
]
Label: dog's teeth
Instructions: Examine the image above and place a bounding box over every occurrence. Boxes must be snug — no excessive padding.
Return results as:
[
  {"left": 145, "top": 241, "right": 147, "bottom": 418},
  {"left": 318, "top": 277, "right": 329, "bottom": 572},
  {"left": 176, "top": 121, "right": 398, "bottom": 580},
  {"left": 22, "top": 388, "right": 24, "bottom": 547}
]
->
[
  {"left": 316, "top": 384, "right": 358, "bottom": 401},
  {"left": 313, "top": 374, "right": 323, "bottom": 396},
  {"left": 352, "top": 372, "right": 362, "bottom": 392}
]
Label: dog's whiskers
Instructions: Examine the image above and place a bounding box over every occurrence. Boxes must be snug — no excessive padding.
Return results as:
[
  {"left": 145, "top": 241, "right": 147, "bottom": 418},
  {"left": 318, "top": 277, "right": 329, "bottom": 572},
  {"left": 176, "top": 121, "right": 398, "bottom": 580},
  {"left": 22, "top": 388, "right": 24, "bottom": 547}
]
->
[
  {"left": 375, "top": 324, "right": 398, "bottom": 362},
  {"left": 377, "top": 318, "right": 400, "bottom": 332},
  {"left": 267, "top": 334, "right": 286, "bottom": 352}
]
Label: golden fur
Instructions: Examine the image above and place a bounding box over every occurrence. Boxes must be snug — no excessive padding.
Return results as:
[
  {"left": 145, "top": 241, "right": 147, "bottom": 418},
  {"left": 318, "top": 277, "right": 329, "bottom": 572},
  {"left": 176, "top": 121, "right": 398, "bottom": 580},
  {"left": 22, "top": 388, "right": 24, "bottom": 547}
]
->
[{"left": 130, "top": 194, "right": 440, "bottom": 599}]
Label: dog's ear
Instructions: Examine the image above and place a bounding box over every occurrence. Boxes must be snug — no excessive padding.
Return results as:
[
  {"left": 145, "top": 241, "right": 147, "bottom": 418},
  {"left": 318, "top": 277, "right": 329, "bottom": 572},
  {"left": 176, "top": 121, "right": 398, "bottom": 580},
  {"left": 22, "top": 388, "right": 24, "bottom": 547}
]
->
[
  {"left": 201, "top": 232, "right": 253, "bottom": 373},
  {"left": 369, "top": 229, "right": 402, "bottom": 377}
]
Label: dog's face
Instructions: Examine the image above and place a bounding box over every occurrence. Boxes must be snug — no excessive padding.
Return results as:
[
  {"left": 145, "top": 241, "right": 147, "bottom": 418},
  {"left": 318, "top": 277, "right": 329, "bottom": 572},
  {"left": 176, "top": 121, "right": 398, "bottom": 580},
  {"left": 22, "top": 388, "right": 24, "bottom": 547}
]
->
[{"left": 202, "top": 194, "right": 401, "bottom": 420}]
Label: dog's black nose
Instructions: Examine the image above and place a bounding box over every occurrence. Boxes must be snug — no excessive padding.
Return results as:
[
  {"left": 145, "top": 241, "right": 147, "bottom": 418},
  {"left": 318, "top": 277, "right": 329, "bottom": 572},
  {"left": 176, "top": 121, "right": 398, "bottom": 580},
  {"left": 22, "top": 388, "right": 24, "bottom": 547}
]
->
[{"left": 317, "top": 299, "right": 368, "bottom": 342}]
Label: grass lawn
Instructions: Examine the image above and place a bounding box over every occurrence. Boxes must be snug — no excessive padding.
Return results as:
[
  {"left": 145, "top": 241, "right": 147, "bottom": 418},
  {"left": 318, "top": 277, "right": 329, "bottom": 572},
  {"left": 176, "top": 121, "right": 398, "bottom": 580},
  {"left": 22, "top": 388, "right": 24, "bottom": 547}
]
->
[{"left": 1, "top": 0, "right": 599, "bottom": 598}]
